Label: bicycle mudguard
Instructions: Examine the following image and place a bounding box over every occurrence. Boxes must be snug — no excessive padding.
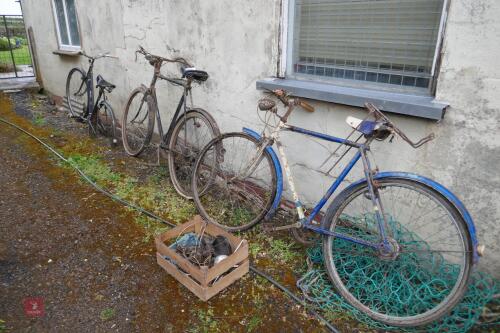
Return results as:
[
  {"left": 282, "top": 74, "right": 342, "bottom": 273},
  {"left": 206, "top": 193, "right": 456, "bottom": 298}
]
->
[
  {"left": 347, "top": 172, "right": 480, "bottom": 263},
  {"left": 242, "top": 127, "right": 283, "bottom": 220}
]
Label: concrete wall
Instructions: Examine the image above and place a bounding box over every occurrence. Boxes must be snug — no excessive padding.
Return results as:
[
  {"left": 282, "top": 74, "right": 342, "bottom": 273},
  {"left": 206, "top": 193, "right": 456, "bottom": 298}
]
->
[{"left": 21, "top": 0, "right": 499, "bottom": 277}]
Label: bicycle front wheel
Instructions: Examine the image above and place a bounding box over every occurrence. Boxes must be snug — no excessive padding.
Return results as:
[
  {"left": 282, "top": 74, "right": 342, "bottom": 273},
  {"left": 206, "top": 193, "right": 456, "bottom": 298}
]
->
[
  {"left": 66, "top": 68, "right": 87, "bottom": 118},
  {"left": 322, "top": 177, "right": 473, "bottom": 327},
  {"left": 167, "top": 108, "right": 220, "bottom": 199},
  {"left": 192, "top": 132, "right": 277, "bottom": 232},
  {"left": 89, "top": 101, "right": 117, "bottom": 146},
  {"left": 122, "top": 87, "right": 155, "bottom": 156}
]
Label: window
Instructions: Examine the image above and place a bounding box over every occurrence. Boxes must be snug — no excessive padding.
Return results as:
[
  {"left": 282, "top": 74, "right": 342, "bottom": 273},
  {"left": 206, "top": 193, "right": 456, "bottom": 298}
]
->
[
  {"left": 287, "top": 0, "right": 447, "bottom": 93},
  {"left": 52, "top": 0, "right": 80, "bottom": 50}
]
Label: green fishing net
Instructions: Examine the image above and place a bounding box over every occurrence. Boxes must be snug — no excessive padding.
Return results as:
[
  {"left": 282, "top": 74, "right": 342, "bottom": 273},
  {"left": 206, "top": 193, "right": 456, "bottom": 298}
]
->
[{"left": 297, "top": 214, "right": 498, "bottom": 332}]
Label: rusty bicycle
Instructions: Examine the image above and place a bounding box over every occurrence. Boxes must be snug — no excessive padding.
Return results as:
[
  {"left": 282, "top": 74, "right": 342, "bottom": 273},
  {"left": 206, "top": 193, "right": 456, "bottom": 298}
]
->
[
  {"left": 122, "top": 46, "right": 220, "bottom": 198},
  {"left": 191, "top": 89, "right": 481, "bottom": 327},
  {"left": 65, "top": 52, "right": 118, "bottom": 146}
]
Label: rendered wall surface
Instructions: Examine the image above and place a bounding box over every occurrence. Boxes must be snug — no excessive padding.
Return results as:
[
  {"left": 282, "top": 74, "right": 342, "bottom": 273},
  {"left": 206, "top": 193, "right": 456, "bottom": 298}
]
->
[{"left": 21, "top": 0, "right": 500, "bottom": 277}]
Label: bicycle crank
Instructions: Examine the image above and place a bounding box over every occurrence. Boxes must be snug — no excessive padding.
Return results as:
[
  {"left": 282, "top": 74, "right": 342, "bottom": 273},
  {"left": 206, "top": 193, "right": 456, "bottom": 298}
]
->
[{"left": 262, "top": 221, "right": 302, "bottom": 232}]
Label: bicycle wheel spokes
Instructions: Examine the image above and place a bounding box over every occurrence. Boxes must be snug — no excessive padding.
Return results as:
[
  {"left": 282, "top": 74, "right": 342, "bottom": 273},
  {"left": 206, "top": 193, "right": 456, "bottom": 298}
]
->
[
  {"left": 193, "top": 133, "right": 277, "bottom": 231},
  {"left": 324, "top": 179, "right": 471, "bottom": 326},
  {"left": 168, "top": 110, "right": 219, "bottom": 198},
  {"left": 94, "top": 102, "right": 117, "bottom": 145},
  {"left": 122, "top": 89, "right": 154, "bottom": 156},
  {"left": 66, "top": 68, "right": 87, "bottom": 118}
]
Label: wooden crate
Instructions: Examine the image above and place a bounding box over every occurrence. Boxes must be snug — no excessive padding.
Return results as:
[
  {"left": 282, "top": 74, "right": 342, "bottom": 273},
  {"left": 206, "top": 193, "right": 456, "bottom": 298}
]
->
[{"left": 155, "top": 215, "right": 249, "bottom": 301}]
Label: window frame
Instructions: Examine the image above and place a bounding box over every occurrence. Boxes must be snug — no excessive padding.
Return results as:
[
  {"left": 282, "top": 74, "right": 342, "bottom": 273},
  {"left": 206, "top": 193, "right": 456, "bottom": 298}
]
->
[
  {"left": 280, "top": 0, "right": 449, "bottom": 96},
  {"left": 51, "top": 0, "right": 81, "bottom": 51}
]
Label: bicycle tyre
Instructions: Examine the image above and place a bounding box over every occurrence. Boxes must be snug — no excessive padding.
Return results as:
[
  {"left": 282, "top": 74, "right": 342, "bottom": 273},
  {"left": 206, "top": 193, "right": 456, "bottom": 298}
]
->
[
  {"left": 66, "top": 67, "right": 87, "bottom": 118},
  {"left": 121, "top": 87, "right": 155, "bottom": 156},
  {"left": 167, "top": 108, "right": 220, "bottom": 199},
  {"left": 89, "top": 100, "right": 117, "bottom": 146},
  {"left": 192, "top": 132, "right": 278, "bottom": 232},
  {"left": 321, "top": 177, "right": 473, "bottom": 327}
]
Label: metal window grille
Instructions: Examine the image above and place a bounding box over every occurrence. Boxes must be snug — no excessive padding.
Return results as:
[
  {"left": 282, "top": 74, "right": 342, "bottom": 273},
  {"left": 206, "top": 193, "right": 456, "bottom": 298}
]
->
[{"left": 292, "top": 0, "right": 445, "bottom": 90}]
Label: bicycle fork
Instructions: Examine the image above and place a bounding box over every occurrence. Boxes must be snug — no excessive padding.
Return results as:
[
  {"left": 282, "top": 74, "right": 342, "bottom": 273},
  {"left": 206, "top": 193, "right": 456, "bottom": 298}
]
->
[{"left": 360, "top": 147, "right": 394, "bottom": 255}]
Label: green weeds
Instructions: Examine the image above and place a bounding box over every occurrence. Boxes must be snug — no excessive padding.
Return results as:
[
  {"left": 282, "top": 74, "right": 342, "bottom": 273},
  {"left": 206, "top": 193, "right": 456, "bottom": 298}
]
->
[
  {"left": 188, "top": 308, "right": 218, "bottom": 333},
  {"left": 134, "top": 215, "right": 168, "bottom": 243},
  {"left": 65, "top": 153, "right": 195, "bottom": 226},
  {"left": 247, "top": 315, "right": 262, "bottom": 332},
  {"left": 32, "top": 113, "right": 46, "bottom": 126},
  {"left": 249, "top": 242, "right": 263, "bottom": 259},
  {"left": 268, "top": 238, "right": 300, "bottom": 263},
  {"left": 99, "top": 308, "right": 115, "bottom": 321},
  {"left": 67, "top": 154, "right": 121, "bottom": 185}
]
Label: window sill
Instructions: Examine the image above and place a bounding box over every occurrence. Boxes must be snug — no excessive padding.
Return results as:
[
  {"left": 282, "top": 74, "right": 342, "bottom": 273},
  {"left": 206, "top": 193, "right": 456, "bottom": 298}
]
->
[
  {"left": 52, "top": 49, "right": 82, "bottom": 57},
  {"left": 256, "top": 78, "right": 448, "bottom": 120}
]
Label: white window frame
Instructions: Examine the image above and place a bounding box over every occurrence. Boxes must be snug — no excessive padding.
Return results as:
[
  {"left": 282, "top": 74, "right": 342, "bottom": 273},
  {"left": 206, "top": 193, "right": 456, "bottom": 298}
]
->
[
  {"left": 51, "top": 0, "right": 81, "bottom": 51},
  {"left": 279, "top": 0, "right": 449, "bottom": 95}
]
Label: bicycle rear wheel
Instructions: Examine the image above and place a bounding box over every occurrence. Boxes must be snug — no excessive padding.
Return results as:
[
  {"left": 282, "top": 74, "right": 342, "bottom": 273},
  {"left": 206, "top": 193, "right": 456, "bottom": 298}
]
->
[
  {"left": 322, "top": 177, "right": 473, "bottom": 327},
  {"left": 66, "top": 68, "right": 87, "bottom": 118},
  {"left": 122, "top": 87, "right": 155, "bottom": 156},
  {"left": 167, "top": 108, "right": 220, "bottom": 199},
  {"left": 89, "top": 101, "right": 117, "bottom": 146},
  {"left": 192, "top": 132, "right": 277, "bottom": 232}
]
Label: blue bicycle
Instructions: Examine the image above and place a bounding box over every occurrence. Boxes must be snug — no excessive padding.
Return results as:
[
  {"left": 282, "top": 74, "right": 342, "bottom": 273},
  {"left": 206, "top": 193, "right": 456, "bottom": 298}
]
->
[{"left": 191, "top": 90, "right": 482, "bottom": 327}]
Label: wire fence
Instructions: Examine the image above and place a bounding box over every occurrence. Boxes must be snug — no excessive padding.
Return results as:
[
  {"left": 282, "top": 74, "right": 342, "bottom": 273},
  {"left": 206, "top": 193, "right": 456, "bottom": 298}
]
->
[{"left": 0, "top": 15, "right": 34, "bottom": 79}]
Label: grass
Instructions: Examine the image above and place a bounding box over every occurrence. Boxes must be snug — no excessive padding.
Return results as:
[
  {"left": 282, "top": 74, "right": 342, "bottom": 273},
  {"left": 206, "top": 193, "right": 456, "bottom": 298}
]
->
[
  {"left": 249, "top": 242, "right": 263, "bottom": 259},
  {"left": 188, "top": 308, "right": 219, "bottom": 333},
  {"left": 99, "top": 308, "right": 115, "bottom": 321},
  {"left": 32, "top": 113, "right": 46, "bottom": 126},
  {"left": 268, "top": 238, "right": 300, "bottom": 263},
  {"left": 0, "top": 45, "right": 32, "bottom": 66},
  {"left": 247, "top": 315, "right": 263, "bottom": 332},
  {"left": 67, "top": 154, "right": 121, "bottom": 185},
  {"left": 0, "top": 319, "right": 5, "bottom": 333},
  {"left": 64, "top": 152, "right": 196, "bottom": 233}
]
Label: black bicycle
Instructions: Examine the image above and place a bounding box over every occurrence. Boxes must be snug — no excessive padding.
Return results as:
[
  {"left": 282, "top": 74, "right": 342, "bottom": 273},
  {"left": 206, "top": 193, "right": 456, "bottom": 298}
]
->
[
  {"left": 122, "top": 46, "right": 220, "bottom": 198},
  {"left": 66, "top": 52, "right": 118, "bottom": 145}
]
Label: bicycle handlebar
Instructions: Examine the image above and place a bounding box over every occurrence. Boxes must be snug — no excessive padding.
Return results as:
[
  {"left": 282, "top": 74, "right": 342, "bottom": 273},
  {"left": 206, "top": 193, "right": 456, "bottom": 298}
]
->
[
  {"left": 364, "top": 103, "right": 435, "bottom": 148},
  {"left": 80, "top": 52, "right": 118, "bottom": 61},
  {"left": 271, "top": 89, "right": 315, "bottom": 113},
  {"left": 136, "top": 45, "right": 192, "bottom": 67},
  {"left": 299, "top": 101, "right": 315, "bottom": 113}
]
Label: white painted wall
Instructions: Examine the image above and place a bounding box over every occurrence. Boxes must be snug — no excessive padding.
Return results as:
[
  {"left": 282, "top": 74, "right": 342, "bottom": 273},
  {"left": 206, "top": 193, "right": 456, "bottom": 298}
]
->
[{"left": 21, "top": 0, "right": 500, "bottom": 277}]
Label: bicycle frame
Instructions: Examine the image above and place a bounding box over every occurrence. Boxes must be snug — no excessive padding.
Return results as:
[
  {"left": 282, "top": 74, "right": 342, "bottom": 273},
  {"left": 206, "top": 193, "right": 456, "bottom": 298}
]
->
[
  {"left": 73, "top": 56, "right": 112, "bottom": 120},
  {"left": 82, "top": 59, "right": 96, "bottom": 118},
  {"left": 146, "top": 62, "right": 191, "bottom": 148},
  {"left": 261, "top": 121, "right": 390, "bottom": 251},
  {"left": 82, "top": 61, "right": 109, "bottom": 129}
]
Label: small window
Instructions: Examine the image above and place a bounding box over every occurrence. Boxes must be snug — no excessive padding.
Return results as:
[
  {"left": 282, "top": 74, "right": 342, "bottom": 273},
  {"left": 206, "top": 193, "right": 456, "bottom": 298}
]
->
[
  {"left": 52, "top": 0, "right": 80, "bottom": 50},
  {"left": 288, "top": 0, "right": 446, "bottom": 94}
]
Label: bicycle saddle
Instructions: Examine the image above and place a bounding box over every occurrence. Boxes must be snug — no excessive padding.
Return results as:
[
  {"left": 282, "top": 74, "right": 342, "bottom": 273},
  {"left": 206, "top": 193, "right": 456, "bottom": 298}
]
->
[
  {"left": 346, "top": 116, "right": 391, "bottom": 139},
  {"left": 181, "top": 67, "right": 209, "bottom": 82},
  {"left": 96, "top": 75, "right": 116, "bottom": 92}
]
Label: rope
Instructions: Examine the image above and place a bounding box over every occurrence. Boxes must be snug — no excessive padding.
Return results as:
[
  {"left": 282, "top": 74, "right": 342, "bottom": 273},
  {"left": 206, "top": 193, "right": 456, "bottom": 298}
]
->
[{"left": 0, "top": 115, "right": 338, "bottom": 333}]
